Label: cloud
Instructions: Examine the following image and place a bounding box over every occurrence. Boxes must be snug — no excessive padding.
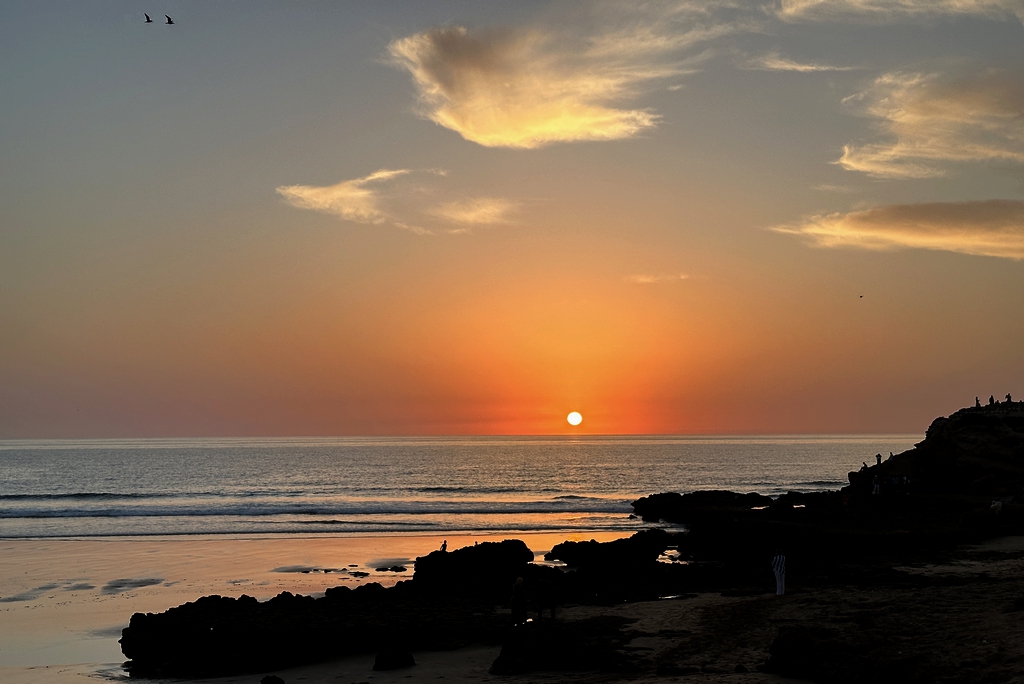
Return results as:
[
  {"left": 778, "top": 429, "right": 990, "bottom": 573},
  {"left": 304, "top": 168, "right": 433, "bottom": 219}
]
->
[
  {"left": 387, "top": 6, "right": 740, "bottom": 148},
  {"left": 624, "top": 273, "right": 690, "bottom": 284},
  {"left": 276, "top": 169, "right": 411, "bottom": 224},
  {"left": 813, "top": 184, "right": 860, "bottom": 192},
  {"left": 745, "top": 52, "right": 857, "bottom": 72},
  {"left": 838, "top": 68, "right": 1024, "bottom": 178},
  {"left": 277, "top": 170, "right": 518, "bottom": 234},
  {"left": 428, "top": 198, "right": 519, "bottom": 226},
  {"left": 772, "top": 199, "right": 1024, "bottom": 259},
  {"left": 777, "top": 0, "right": 1024, "bottom": 22}
]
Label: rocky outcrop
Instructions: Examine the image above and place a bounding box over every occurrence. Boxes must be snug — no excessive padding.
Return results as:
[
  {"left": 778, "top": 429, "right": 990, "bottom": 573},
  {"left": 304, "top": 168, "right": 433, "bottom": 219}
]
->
[
  {"left": 848, "top": 401, "right": 1024, "bottom": 496},
  {"left": 413, "top": 539, "right": 534, "bottom": 599}
]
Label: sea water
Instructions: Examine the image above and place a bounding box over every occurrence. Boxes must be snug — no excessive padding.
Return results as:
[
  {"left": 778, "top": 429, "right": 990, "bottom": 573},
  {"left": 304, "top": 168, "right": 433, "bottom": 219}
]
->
[{"left": 0, "top": 435, "right": 919, "bottom": 539}]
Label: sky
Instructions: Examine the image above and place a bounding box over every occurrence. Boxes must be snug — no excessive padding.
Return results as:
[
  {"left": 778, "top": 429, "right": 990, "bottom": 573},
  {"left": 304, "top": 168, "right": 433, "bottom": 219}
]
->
[{"left": 2, "top": 0, "right": 1023, "bottom": 437}]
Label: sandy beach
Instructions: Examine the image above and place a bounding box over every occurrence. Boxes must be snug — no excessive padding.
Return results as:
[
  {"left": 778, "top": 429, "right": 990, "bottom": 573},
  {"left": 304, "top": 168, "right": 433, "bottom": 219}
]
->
[{"left": 7, "top": 529, "right": 1024, "bottom": 684}]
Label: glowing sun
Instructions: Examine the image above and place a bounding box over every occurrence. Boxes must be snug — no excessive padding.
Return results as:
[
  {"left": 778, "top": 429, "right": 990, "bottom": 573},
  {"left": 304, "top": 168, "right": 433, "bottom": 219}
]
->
[{"left": 567, "top": 411, "right": 583, "bottom": 426}]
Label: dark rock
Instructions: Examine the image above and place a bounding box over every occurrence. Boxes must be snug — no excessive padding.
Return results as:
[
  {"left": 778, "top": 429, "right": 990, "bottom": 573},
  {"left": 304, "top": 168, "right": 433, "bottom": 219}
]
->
[
  {"left": 414, "top": 539, "right": 534, "bottom": 599},
  {"left": 490, "top": 617, "right": 633, "bottom": 674},
  {"left": 847, "top": 402, "right": 1024, "bottom": 497},
  {"left": 546, "top": 529, "right": 677, "bottom": 568},
  {"left": 373, "top": 650, "right": 415, "bottom": 670}
]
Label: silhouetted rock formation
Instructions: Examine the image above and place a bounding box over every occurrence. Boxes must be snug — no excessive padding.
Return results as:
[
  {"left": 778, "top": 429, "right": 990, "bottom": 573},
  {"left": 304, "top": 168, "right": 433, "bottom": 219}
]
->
[
  {"left": 847, "top": 401, "right": 1024, "bottom": 496},
  {"left": 413, "top": 539, "right": 534, "bottom": 599},
  {"left": 489, "top": 616, "right": 634, "bottom": 674}
]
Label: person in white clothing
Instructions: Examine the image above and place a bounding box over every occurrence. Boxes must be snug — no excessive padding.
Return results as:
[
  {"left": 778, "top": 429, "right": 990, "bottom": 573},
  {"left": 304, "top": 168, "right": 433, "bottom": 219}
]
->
[{"left": 772, "top": 550, "right": 786, "bottom": 595}]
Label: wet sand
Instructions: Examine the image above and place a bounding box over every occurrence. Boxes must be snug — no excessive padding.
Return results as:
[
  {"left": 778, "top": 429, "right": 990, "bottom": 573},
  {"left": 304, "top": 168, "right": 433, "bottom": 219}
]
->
[
  {"left": 0, "top": 531, "right": 628, "bottom": 678},
  {"left": 7, "top": 533, "right": 1024, "bottom": 683}
]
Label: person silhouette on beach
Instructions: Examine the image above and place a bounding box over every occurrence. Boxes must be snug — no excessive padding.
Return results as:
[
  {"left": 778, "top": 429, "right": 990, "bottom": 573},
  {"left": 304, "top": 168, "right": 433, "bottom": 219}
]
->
[
  {"left": 1007, "top": 394, "right": 1013, "bottom": 403},
  {"left": 990, "top": 395, "right": 996, "bottom": 406},
  {"left": 511, "top": 577, "right": 527, "bottom": 626},
  {"left": 440, "top": 540, "right": 447, "bottom": 552},
  {"left": 976, "top": 397, "right": 981, "bottom": 408},
  {"left": 772, "top": 550, "right": 786, "bottom": 596},
  {"left": 876, "top": 453, "right": 882, "bottom": 466}
]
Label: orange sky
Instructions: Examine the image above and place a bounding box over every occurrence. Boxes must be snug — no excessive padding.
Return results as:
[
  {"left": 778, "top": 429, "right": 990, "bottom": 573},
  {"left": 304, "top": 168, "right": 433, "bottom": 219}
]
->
[{"left": 1, "top": 2, "right": 1023, "bottom": 437}]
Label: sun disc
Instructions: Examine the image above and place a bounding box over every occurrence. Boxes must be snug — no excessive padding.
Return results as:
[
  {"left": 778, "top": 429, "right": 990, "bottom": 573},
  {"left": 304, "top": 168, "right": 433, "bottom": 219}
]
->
[{"left": 567, "top": 411, "right": 583, "bottom": 426}]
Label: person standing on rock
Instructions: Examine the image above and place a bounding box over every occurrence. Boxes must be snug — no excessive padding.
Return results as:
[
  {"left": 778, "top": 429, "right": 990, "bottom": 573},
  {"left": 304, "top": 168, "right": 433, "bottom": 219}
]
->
[
  {"left": 440, "top": 540, "right": 447, "bottom": 552},
  {"left": 772, "top": 550, "right": 786, "bottom": 596}
]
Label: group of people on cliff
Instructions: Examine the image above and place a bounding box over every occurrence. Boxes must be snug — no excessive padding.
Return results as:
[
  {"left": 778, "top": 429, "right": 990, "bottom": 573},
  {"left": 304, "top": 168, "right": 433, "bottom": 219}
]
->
[{"left": 976, "top": 394, "right": 1014, "bottom": 408}]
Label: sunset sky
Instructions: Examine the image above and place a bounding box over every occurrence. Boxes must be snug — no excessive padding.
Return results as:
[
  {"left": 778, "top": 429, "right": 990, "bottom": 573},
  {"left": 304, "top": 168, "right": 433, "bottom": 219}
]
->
[{"left": 2, "top": 1, "right": 1023, "bottom": 437}]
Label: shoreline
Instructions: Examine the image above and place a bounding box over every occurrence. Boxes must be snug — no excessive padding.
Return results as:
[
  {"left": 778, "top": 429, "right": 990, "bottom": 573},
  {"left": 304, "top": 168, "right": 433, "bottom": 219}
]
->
[
  {"left": 0, "top": 529, "right": 634, "bottom": 675},
  {"left": 11, "top": 531, "right": 1023, "bottom": 684}
]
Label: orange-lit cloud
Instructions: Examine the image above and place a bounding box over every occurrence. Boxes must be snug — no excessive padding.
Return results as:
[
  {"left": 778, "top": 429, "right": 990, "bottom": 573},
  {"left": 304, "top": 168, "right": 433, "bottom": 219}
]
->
[
  {"left": 839, "top": 68, "right": 1024, "bottom": 178},
  {"left": 778, "top": 0, "right": 1024, "bottom": 22},
  {"left": 428, "top": 198, "right": 519, "bottom": 227},
  {"left": 277, "top": 170, "right": 516, "bottom": 234},
  {"left": 624, "top": 273, "right": 690, "bottom": 284},
  {"left": 773, "top": 199, "right": 1024, "bottom": 259},
  {"left": 387, "top": 8, "right": 734, "bottom": 149},
  {"left": 744, "top": 52, "right": 856, "bottom": 72},
  {"left": 276, "top": 169, "right": 411, "bottom": 224}
]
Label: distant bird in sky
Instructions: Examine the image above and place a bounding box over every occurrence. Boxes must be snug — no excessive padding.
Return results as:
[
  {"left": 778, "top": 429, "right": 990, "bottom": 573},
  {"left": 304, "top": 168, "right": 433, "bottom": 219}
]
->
[
  {"left": 859, "top": 295, "right": 863, "bottom": 298},
  {"left": 165, "top": 15, "right": 174, "bottom": 24},
  {"left": 144, "top": 13, "right": 153, "bottom": 23}
]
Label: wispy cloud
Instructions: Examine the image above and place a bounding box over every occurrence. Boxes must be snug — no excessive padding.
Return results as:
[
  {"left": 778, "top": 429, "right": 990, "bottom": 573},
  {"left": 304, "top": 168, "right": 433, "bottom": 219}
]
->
[
  {"left": 387, "top": 6, "right": 743, "bottom": 149},
  {"left": 276, "top": 169, "right": 411, "bottom": 224},
  {"left": 277, "top": 170, "right": 518, "bottom": 235},
  {"left": 837, "top": 68, "right": 1024, "bottom": 178},
  {"left": 777, "top": 0, "right": 1024, "bottom": 22},
  {"left": 813, "top": 184, "right": 860, "bottom": 192},
  {"left": 624, "top": 273, "right": 690, "bottom": 284},
  {"left": 428, "top": 198, "right": 520, "bottom": 226},
  {"left": 745, "top": 52, "right": 857, "bottom": 72},
  {"left": 772, "top": 200, "right": 1024, "bottom": 259}
]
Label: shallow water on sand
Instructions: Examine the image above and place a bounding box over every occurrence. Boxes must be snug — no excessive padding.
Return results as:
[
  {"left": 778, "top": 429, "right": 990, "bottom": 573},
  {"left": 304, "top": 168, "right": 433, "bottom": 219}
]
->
[{"left": 0, "top": 532, "right": 621, "bottom": 674}]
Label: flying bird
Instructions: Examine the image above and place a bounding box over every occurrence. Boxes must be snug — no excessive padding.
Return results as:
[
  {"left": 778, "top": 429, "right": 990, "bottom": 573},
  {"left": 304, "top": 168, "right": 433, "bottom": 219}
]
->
[
  {"left": 165, "top": 15, "right": 174, "bottom": 24},
  {"left": 144, "top": 13, "right": 153, "bottom": 23}
]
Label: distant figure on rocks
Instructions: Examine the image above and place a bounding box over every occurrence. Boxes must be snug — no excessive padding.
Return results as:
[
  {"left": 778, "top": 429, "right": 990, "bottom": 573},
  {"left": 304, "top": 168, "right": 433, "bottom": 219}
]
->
[
  {"left": 440, "top": 540, "right": 447, "bottom": 552},
  {"left": 772, "top": 550, "right": 786, "bottom": 596},
  {"left": 990, "top": 395, "right": 996, "bottom": 406},
  {"left": 1007, "top": 394, "right": 1013, "bottom": 403},
  {"left": 888, "top": 452, "right": 894, "bottom": 461},
  {"left": 876, "top": 453, "right": 882, "bottom": 466},
  {"left": 511, "top": 577, "right": 528, "bottom": 626},
  {"left": 862, "top": 462, "right": 868, "bottom": 471},
  {"left": 976, "top": 397, "right": 981, "bottom": 408}
]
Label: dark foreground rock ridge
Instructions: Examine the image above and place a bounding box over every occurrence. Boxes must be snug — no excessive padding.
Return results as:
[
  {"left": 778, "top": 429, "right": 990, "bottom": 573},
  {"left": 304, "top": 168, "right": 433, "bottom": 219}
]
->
[{"left": 121, "top": 401, "right": 1024, "bottom": 681}]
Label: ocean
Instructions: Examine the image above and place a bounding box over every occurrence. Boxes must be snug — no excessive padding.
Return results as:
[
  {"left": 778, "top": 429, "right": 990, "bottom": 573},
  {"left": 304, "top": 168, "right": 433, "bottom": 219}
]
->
[{"left": 0, "top": 435, "right": 920, "bottom": 539}]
